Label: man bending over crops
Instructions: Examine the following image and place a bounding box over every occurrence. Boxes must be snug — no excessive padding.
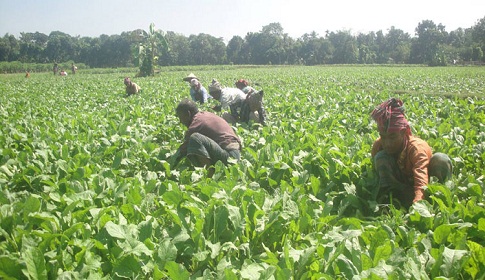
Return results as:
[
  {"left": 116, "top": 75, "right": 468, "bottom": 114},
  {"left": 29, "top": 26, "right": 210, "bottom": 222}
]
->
[
  {"left": 208, "top": 79, "right": 246, "bottom": 124},
  {"left": 235, "top": 79, "right": 256, "bottom": 94},
  {"left": 171, "top": 99, "right": 242, "bottom": 178},
  {"left": 124, "top": 77, "right": 141, "bottom": 96},
  {"left": 371, "top": 98, "right": 453, "bottom": 207},
  {"left": 209, "top": 79, "right": 266, "bottom": 125},
  {"left": 235, "top": 79, "right": 267, "bottom": 125}
]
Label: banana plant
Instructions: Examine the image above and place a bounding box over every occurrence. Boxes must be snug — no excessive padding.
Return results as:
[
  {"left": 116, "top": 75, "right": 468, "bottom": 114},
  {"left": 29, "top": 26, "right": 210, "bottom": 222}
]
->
[{"left": 132, "top": 23, "right": 168, "bottom": 76}]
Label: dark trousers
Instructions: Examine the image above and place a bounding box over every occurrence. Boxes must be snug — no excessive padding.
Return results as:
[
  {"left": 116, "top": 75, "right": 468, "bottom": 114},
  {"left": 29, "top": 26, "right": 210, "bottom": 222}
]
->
[
  {"left": 374, "top": 151, "right": 452, "bottom": 205},
  {"left": 186, "top": 133, "right": 240, "bottom": 166}
]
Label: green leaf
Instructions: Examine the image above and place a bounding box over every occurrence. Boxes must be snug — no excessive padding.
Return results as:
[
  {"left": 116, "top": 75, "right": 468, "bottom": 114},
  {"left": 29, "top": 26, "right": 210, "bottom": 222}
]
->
[
  {"left": 113, "top": 255, "right": 142, "bottom": 278},
  {"left": 0, "top": 255, "right": 22, "bottom": 279},
  {"left": 433, "top": 224, "right": 452, "bottom": 244},
  {"left": 23, "top": 195, "right": 41, "bottom": 220},
  {"left": 164, "top": 261, "right": 190, "bottom": 280},
  {"left": 22, "top": 246, "right": 47, "bottom": 280},
  {"left": 373, "top": 241, "right": 392, "bottom": 266},
  {"left": 112, "top": 151, "right": 122, "bottom": 169},
  {"left": 138, "top": 219, "right": 153, "bottom": 242},
  {"left": 240, "top": 262, "right": 266, "bottom": 280},
  {"left": 440, "top": 247, "right": 469, "bottom": 277},
  {"left": 105, "top": 221, "right": 126, "bottom": 239},
  {"left": 478, "top": 218, "right": 485, "bottom": 232},
  {"left": 158, "top": 239, "right": 178, "bottom": 262},
  {"left": 410, "top": 202, "right": 433, "bottom": 218}
]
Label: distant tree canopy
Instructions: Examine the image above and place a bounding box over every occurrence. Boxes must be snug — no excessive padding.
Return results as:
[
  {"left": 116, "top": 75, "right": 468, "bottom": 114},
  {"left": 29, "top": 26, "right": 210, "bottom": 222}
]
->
[{"left": 1, "top": 17, "right": 484, "bottom": 70}]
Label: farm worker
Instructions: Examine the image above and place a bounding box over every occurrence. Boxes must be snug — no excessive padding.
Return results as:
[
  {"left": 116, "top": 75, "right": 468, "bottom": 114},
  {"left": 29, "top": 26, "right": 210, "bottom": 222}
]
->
[
  {"left": 183, "top": 72, "right": 198, "bottom": 83},
  {"left": 240, "top": 89, "right": 267, "bottom": 125},
  {"left": 371, "top": 97, "right": 453, "bottom": 207},
  {"left": 235, "top": 79, "right": 256, "bottom": 94},
  {"left": 235, "top": 79, "right": 267, "bottom": 125},
  {"left": 71, "top": 63, "right": 77, "bottom": 74},
  {"left": 189, "top": 78, "right": 211, "bottom": 104},
  {"left": 171, "top": 99, "right": 242, "bottom": 178},
  {"left": 59, "top": 70, "right": 68, "bottom": 76},
  {"left": 53, "top": 63, "right": 58, "bottom": 75},
  {"left": 124, "top": 77, "right": 141, "bottom": 96},
  {"left": 208, "top": 79, "right": 247, "bottom": 124},
  {"left": 25, "top": 71, "right": 30, "bottom": 78}
]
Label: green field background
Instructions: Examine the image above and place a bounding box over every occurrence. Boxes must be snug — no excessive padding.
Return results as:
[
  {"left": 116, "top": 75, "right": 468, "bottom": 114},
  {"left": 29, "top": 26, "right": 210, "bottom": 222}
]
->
[{"left": 1, "top": 66, "right": 485, "bottom": 279}]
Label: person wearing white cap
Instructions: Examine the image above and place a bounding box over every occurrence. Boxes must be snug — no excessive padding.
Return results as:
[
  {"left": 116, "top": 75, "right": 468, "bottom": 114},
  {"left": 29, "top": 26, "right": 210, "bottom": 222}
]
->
[{"left": 189, "top": 78, "right": 211, "bottom": 104}]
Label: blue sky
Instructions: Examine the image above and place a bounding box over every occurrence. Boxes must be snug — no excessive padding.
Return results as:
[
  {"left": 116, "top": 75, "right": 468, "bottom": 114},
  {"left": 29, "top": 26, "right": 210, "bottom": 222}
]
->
[{"left": 1, "top": 0, "right": 484, "bottom": 41}]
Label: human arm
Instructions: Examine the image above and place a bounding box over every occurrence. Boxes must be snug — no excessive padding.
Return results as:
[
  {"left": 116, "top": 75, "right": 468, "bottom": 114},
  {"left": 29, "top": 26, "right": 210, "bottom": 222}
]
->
[
  {"left": 258, "top": 106, "right": 267, "bottom": 125},
  {"left": 409, "top": 146, "right": 432, "bottom": 202}
]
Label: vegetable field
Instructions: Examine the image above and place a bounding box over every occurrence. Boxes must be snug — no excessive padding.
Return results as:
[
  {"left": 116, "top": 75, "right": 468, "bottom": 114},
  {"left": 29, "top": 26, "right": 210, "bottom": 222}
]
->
[{"left": 1, "top": 66, "right": 485, "bottom": 279}]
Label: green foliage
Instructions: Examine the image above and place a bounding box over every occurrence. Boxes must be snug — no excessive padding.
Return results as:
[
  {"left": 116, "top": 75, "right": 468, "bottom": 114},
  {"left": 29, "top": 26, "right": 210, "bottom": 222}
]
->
[
  {"left": 0, "top": 66, "right": 484, "bottom": 279},
  {"left": 132, "top": 23, "right": 169, "bottom": 77}
]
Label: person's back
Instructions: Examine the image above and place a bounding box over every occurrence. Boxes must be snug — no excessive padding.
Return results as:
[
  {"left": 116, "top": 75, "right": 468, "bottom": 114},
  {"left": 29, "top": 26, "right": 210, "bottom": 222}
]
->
[
  {"left": 187, "top": 111, "right": 241, "bottom": 150},
  {"left": 220, "top": 88, "right": 246, "bottom": 109},
  {"left": 240, "top": 90, "right": 266, "bottom": 125},
  {"left": 174, "top": 99, "right": 241, "bottom": 177}
]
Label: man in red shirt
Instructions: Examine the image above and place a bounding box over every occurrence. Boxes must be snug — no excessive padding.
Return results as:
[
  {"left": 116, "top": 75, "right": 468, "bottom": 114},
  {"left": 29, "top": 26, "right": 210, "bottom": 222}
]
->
[
  {"left": 171, "top": 99, "right": 242, "bottom": 177},
  {"left": 371, "top": 98, "right": 453, "bottom": 206}
]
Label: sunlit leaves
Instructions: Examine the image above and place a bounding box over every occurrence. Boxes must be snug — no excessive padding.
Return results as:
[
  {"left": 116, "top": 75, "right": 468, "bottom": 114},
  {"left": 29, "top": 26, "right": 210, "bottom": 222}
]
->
[{"left": 0, "top": 66, "right": 484, "bottom": 278}]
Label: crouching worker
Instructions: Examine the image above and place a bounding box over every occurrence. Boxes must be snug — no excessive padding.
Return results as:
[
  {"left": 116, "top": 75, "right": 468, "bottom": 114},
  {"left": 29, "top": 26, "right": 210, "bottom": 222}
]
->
[
  {"left": 240, "top": 89, "right": 266, "bottom": 125},
  {"left": 236, "top": 79, "right": 267, "bottom": 125},
  {"left": 209, "top": 79, "right": 266, "bottom": 125},
  {"left": 370, "top": 98, "right": 452, "bottom": 207},
  {"left": 170, "top": 99, "right": 242, "bottom": 178},
  {"left": 124, "top": 77, "right": 141, "bottom": 96}
]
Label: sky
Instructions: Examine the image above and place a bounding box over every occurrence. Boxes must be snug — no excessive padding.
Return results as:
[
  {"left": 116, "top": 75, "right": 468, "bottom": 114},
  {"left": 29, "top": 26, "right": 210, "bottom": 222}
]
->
[{"left": 1, "top": 0, "right": 484, "bottom": 42}]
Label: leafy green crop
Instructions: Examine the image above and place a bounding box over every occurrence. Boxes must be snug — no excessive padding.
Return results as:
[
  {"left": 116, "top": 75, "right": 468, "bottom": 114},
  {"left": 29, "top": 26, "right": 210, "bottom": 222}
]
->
[{"left": 1, "top": 66, "right": 484, "bottom": 279}]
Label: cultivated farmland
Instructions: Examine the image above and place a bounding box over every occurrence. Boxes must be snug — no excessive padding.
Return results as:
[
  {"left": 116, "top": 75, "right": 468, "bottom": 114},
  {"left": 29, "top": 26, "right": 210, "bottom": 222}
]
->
[{"left": 1, "top": 66, "right": 484, "bottom": 279}]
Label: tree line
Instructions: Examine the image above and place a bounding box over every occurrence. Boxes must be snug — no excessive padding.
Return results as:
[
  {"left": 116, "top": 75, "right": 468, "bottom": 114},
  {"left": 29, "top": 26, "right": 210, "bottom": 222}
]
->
[{"left": 1, "top": 17, "right": 484, "bottom": 72}]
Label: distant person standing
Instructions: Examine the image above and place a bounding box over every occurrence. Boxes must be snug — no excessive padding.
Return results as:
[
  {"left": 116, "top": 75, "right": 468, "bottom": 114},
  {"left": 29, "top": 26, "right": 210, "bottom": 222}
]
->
[
  {"left": 53, "top": 63, "right": 58, "bottom": 75},
  {"left": 71, "top": 63, "right": 77, "bottom": 75}
]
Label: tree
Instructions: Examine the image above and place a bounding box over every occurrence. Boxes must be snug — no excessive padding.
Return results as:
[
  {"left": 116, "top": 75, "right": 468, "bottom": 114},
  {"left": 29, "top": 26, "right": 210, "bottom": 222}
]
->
[
  {"left": 298, "top": 32, "right": 332, "bottom": 65},
  {"left": 19, "top": 32, "right": 48, "bottom": 63},
  {"left": 327, "top": 30, "right": 358, "bottom": 64},
  {"left": 132, "top": 23, "right": 168, "bottom": 76},
  {"left": 410, "top": 20, "right": 447, "bottom": 65},
  {"left": 189, "top": 34, "right": 226, "bottom": 65},
  {"left": 385, "top": 27, "right": 411, "bottom": 63},
  {"left": 357, "top": 32, "right": 377, "bottom": 64},
  {"left": 227, "top": 35, "right": 245, "bottom": 64},
  {"left": 472, "top": 16, "right": 485, "bottom": 61},
  {"left": 159, "top": 31, "right": 191, "bottom": 66},
  {"left": 0, "top": 34, "right": 20, "bottom": 62},
  {"left": 244, "top": 23, "right": 288, "bottom": 65},
  {"left": 44, "top": 31, "right": 78, "bottom": 63}
]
